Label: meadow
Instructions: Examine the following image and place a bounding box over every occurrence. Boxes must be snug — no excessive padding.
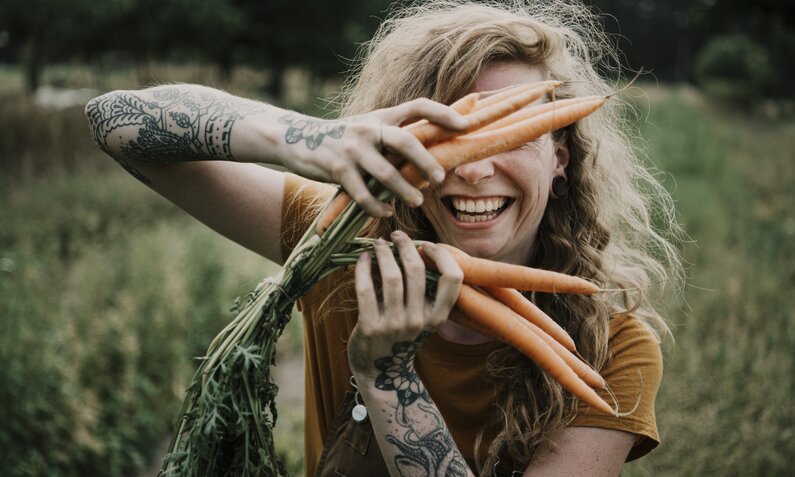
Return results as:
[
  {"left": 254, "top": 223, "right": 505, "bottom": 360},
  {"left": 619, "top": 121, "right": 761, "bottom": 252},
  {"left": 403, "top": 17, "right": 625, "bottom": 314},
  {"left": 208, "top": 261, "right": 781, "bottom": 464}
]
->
[{"left": 0, "top": 66, "right": 792, "bottom": 476}]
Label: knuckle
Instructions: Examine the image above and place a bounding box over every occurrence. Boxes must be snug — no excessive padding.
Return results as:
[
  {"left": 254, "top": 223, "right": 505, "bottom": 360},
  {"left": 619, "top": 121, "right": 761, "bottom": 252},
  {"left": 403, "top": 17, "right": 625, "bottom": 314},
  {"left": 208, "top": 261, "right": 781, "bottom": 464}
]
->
[
  {"left": 351, "top": 191, "right": 371, "bottom": 204},
  {"left": 355, "top": 283, "right": 371, "bottom": 296},
  {"left": 411, "top": 97, "right": 432, "bottom": 108},
  {"left": 393, "top": 132, "right": 416, "bottom": 150},
  {"left": 404, "top": 259, "right": 424, "bottom": 275},
  {"left": 382, "top": 272, "right": 403, "bottom": 287},
  {"left": 377, "top": 167, "right": 401, "bottom": 184},
  {"left": 341, "top": 141, "right": 358, "bottom": 157},
  {"left": 329, "top": 160, "right": 348, "bottom": 178},
  {"left": 348, "top": 121, "right": 367, "bottom": 135},
  {"left": 442, "top": 270, "right": 464, "bottom": 286}
]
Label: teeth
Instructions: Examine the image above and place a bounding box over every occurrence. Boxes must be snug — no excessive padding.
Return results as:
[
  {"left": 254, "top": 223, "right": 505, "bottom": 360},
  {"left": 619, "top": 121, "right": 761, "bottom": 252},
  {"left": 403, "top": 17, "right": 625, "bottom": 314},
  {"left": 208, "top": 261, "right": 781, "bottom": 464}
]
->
[
  {"left": 455, "top": 212, "right": 498, "bottom": 222},
  {"left": 451, "top": 197, "right": 507, "bottom": 213}
]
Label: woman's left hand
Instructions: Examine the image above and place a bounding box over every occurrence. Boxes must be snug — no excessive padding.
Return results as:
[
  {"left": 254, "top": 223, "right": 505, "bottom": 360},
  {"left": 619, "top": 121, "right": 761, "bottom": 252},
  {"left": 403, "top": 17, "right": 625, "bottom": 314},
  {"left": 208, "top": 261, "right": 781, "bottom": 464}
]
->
[{"left": 347, "top": 231, "right": 463, "bottom": 376}]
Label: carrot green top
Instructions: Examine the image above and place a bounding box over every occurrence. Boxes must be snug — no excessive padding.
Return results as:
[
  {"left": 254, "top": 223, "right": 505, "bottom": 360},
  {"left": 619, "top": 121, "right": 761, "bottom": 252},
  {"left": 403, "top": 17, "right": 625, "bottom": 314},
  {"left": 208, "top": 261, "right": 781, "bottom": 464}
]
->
[{"left": 280, "top": 173, "right": 663, "bottom": 477}]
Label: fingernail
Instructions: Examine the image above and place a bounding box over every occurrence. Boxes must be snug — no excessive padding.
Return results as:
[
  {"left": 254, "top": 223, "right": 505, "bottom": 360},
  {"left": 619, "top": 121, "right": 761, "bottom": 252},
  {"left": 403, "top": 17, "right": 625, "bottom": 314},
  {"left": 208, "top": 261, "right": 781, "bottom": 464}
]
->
[
  {"left": 432, "top": 169, "right": 445, "bottom": 184},
  {"left": 391, "top": 230, "right": 403, "bottom": 238},
  {"left": 375, "top": 238, "right": 385, "bottom": 246},
  {"left": 359, "top": 252, "right": 370, "bottom": 262}
]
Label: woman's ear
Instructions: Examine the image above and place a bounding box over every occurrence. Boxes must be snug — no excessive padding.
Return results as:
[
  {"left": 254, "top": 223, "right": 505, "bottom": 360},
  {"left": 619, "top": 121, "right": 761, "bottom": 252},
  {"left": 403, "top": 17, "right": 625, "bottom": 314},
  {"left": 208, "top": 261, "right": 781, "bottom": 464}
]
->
[{"left": 554, "top": 139, "right": 570, "bottom": 177}]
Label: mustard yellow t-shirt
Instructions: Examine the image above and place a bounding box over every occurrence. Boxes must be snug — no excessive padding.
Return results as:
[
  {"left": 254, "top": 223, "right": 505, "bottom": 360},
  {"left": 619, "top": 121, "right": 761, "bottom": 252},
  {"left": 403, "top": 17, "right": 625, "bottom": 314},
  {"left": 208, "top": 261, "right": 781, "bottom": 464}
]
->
[{"left": 280, "top": 174, "right": 663, "bottom": 477}]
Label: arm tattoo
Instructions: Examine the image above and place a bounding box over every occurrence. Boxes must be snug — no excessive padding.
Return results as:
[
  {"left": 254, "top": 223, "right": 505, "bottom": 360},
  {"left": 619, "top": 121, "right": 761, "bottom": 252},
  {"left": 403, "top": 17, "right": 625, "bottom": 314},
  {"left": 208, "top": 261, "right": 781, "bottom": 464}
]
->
[
  {"left": 278, "top": 114, "right": 345, "bottom": 150},
  {"left": 85, "top": 87, "right": 269, "bottom": 183},
  {"left": 374, "top": 332, "right": 469, "bottom": 477}
]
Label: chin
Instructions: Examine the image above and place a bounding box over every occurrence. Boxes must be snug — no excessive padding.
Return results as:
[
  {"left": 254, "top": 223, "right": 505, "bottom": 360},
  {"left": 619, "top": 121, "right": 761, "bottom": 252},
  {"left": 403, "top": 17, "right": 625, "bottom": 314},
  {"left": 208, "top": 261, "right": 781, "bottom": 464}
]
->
[{"left": 445, "top": 234, "right": 507, "bottom": 260}]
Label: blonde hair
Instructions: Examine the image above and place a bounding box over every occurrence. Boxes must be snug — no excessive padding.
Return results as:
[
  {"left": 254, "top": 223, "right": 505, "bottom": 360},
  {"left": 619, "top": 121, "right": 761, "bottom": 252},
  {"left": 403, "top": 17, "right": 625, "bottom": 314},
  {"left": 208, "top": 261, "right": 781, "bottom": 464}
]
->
[{"left": 328, "top": 0, "right": 683, "bottom": 473}]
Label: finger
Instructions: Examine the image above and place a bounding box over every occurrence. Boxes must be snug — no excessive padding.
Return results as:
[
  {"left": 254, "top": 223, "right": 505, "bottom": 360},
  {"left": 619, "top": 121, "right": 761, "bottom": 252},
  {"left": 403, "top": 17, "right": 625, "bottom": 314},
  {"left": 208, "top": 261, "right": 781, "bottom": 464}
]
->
[
  {"left": 356, "top": 144, "right": 424, "bottom": 207},
  {"left": 391, "top": 230, "right": 425, "bottom": 325},
  {"left": 386, "top": 97, "right": 469, "bottom": 131},
  {"left": 422, "top": 243, "right": 464, "bottom": 323},
  {"left": 354, "top": 252, "right": 379, "bottom": 329},
  {"left": 374, "top": 238, "right": 404, "bottom": 317},
  {"left": 381, "top": 126, "right": 446, "bottom": 188},
  {"left": 335, "top": 164, "right": 392, "bottom": 217}
]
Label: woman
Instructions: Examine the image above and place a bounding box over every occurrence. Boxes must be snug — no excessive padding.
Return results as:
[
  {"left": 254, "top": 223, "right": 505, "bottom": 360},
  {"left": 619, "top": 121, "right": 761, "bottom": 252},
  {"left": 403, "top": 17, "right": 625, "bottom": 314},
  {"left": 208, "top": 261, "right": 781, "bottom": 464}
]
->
[{"left": 85, "top": 1, "right": 681, "bottom": 476}]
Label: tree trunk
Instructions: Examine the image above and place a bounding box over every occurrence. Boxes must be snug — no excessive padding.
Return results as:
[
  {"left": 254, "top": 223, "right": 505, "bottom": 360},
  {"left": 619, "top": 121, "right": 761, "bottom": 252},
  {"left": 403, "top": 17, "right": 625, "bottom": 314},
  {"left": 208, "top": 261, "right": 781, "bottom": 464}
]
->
[
  {"left": 266, "top": 55, "right": 286, "bottom": 103},
  {"left": 25, "top": 32, "right": 45, "bottom": 93},
  {"left": 217, "top": 53, "right": 234, "bottom": 84}
]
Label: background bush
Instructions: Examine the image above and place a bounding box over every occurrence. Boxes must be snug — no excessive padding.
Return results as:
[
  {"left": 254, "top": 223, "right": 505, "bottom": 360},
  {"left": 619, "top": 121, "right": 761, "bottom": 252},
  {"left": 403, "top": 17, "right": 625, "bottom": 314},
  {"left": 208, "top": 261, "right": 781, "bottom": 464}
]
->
[{"left": 694, "top": 34, "right": 774, "bottom": 105}]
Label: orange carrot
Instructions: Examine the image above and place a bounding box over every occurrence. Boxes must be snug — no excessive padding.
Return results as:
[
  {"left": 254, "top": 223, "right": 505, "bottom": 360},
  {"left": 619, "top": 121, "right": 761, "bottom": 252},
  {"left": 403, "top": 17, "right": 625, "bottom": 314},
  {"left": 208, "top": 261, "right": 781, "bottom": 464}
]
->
[
  {"left": 405, "top": 83, "right": 558, "bottom": 147},
  {"left": 437, "top": 243, "right": 600, "bottom": 295},
  {"left": 513, "top": 311, "right": 605, "bottom": 388},
  {"left": 405, "top": 92, "right": 479, "bottom": 144},
  {"left": 402, "top": 96, "right": 606, "bottom": 189},
  {"left": 456, "top": 284, "right": 614, "bottom": 415},
  {"left": 484, "top": 286, "right": 577, "bottom": 352},
  {"left": 472, "top": 95, "right": 598, "bottom": 134},
  {"left": 316, "top": 193, "right": 351, "bottom": 235},
  {"left": 473, "top": 80, "right": 560, "bottom": 110}
]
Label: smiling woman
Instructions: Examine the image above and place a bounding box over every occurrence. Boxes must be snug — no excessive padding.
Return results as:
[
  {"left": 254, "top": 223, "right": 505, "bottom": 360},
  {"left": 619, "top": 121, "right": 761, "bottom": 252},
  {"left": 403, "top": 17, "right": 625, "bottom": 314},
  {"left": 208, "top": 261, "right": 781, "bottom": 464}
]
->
[{"left": 84, "top": 1, "right": 682, "bottom": 476}]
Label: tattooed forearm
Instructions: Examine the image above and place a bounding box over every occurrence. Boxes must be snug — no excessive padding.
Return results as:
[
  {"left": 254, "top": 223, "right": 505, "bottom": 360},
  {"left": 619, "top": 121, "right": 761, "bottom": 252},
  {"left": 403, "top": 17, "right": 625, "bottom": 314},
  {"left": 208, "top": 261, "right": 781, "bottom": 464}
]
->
[
  {"left": 372, "top": 332, "right": 470, "bottom": 477},
  {"left": 278, "top": 114, "right": 345, "bottom": 150},
  {"left": 84, "top": 86, "right": 271, "bottom": 172}
]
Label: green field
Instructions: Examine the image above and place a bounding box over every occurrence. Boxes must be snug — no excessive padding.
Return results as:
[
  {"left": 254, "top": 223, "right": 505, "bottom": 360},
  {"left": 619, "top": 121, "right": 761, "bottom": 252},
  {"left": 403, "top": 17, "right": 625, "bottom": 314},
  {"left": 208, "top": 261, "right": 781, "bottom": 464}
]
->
[{"left": 0, "top": 80, "right": 793, "bottom": 475}]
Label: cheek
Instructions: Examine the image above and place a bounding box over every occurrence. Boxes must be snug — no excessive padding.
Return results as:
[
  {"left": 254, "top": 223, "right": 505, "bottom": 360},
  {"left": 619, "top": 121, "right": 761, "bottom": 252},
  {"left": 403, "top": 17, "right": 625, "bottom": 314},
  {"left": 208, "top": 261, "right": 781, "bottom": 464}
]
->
[{"left": 420, "top": 189, "right": 445, "bottom": 226}]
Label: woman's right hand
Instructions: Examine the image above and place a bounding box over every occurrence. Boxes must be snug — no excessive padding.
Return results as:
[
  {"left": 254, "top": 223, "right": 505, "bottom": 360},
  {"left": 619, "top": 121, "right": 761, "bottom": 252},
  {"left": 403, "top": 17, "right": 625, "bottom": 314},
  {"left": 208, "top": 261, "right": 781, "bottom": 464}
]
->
[
  {"left": 276, "top": 98, "right": 468, "bottom": 217},
  {"left": 347, "top": 231, "right": 464, "bottom": 376}
]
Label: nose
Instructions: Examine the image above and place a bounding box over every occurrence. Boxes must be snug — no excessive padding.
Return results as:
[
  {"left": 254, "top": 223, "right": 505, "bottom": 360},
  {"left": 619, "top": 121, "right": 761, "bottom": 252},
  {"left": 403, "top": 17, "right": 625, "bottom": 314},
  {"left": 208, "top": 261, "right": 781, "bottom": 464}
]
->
[{"left": 453, "top": 158, "right": 495, "bottom": 185}]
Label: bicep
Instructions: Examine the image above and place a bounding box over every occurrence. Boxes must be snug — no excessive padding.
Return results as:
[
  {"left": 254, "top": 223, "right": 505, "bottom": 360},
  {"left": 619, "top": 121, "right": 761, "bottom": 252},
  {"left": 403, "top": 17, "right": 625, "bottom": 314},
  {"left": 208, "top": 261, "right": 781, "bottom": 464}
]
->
[
  {"left": 522, "top": 427, "right": 635, "bottom": 477},
  {"left": 127, "top": 158, "right": 286, "bottom": 264}
]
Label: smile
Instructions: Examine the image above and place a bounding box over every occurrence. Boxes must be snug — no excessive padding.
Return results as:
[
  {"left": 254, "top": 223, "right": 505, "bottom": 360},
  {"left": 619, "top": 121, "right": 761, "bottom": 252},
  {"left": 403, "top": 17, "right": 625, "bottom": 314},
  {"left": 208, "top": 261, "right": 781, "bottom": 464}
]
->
[{"left": 444, "top": 196, "right": 514, "bottom": 224}]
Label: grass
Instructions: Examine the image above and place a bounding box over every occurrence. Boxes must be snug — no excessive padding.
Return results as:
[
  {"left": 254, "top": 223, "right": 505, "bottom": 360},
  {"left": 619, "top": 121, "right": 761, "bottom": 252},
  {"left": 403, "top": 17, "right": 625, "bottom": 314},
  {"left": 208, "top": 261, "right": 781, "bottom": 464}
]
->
[
  {"left": 0, "top": 170, "right": 302, "bottom": 476},
  {"left": 0, "top": 70, "right": 792, "bottom": 475},
  {"left": 622, "top": 87, "right": 795, "bottom": 476}
]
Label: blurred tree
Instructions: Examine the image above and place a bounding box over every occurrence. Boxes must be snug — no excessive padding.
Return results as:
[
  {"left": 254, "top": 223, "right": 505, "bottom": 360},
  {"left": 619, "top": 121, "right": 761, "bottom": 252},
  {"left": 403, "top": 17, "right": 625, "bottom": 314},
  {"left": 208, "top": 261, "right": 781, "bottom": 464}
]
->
[
  {"left": 231, "top": 0, "right": 390, "bottom": 98},
  {"left": 0, "top": 0, "right": 94, "bottom": 91},
  {"left": 694, "top": 33, "right": 774, "bottom": 104},
  {"left": 585, "top": 0, "right": 794, "bottom": 96},
  {"left": 104, "top": 0, "right": 243, "bottom": 83}
]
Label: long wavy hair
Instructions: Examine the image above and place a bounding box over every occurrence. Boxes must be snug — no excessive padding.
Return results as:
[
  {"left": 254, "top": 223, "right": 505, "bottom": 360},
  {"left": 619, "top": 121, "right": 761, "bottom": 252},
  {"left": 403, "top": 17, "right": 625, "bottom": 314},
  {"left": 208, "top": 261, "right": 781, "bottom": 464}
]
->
[{"left": 316, "top": 0, "right": 683, "bottom": 473}]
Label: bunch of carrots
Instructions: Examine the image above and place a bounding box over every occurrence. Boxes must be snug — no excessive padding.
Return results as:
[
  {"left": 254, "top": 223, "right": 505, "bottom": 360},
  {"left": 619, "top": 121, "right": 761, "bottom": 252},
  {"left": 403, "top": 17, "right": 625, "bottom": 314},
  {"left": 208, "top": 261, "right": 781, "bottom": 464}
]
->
[
  {"left": 435, "top": 244, "right": 612, "bottom": 415},
  {"left": 162, "top": 80, "right": 612, "bottom": 476},
  {"left": 321, "top": 81, "right": 614, "bottom": 415}
]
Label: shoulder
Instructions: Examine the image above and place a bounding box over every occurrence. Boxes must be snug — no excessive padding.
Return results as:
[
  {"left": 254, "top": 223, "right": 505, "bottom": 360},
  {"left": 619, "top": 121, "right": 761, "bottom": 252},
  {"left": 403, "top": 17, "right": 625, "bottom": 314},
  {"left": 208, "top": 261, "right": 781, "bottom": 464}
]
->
[
  {"left": 570, "top": 314, "right": 664, "bottom": 461},
  {"left": 605, "top": 314, "right": 664, "bottom": 377},
  {"left": 280, "top": 173, "right": 336, "bottom": 260}
]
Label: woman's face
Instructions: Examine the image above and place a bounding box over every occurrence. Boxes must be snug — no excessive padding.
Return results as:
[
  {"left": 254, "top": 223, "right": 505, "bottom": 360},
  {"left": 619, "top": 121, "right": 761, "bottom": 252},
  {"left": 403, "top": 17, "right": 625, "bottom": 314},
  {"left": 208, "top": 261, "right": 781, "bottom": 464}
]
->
[{"left": 420, "top": 61, "right": 569, "bottom": 265}]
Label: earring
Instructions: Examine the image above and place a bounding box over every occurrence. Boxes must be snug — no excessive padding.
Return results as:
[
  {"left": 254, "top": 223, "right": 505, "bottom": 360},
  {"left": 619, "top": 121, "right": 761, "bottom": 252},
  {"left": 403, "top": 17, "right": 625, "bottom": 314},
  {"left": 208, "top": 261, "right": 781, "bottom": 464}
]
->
[{"left": 550, "top": 176, "right": 568, "bottom": 199}]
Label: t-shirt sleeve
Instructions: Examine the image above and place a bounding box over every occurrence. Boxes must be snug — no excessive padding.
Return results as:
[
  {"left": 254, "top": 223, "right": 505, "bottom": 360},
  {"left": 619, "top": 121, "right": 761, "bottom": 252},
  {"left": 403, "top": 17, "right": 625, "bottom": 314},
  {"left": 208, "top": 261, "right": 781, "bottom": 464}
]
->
[
  {"left": 569, "top": 315, "right": 664, "bottom": 461},
  {"left": 279, "top": 173, "right": 336, "bottom": 261}
]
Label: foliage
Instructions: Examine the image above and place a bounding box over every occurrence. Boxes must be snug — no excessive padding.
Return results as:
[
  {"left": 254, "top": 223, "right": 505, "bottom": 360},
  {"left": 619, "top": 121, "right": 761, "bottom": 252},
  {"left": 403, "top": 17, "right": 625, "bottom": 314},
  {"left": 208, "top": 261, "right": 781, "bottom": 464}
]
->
[
  {"left": 0, "top": 169, "right": 287, "bottom": 476},
  {"left": 694, "top": 34, "right": 773, "bottom": 105},
  {"left": 623, "top": 88, "right": 795, "bottom": 476}
]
